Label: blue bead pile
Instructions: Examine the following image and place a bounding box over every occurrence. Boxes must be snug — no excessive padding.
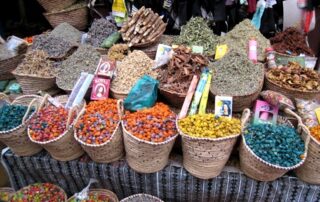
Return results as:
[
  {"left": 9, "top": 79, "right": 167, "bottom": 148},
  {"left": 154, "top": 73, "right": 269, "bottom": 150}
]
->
[{"left": 244, "top": 124, "right": 305, "bottom": 167}]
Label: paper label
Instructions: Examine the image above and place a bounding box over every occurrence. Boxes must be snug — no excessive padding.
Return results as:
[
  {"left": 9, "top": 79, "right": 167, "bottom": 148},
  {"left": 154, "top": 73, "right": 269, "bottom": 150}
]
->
[
  {"left": 315, "top": 107, "right": 320, "bottom": 124},
  {"left": 95, "top": 56, "right": 116, "bottom": 78},
  {"left": 192, "top": 46, "right": 204, "bottom": 54},
  {"left": 215, "top": 45, "right": 228, "bottom": 60},
  {"left": 91, "top": 77, "right": 111, "bottom": 100},
  {"left": 215, "top": 96, "right": 233, "bottom": 118},
  {"left": 155, "top": 44, "right": 172, "bottom": 61}
]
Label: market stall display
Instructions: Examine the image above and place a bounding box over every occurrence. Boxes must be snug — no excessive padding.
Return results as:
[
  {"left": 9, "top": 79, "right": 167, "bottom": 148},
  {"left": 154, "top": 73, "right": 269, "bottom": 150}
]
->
[
  {"left": 68, "top": 189, "right": 119, "bottom": 202},
  {"left": 120, "top": 194, "right": 164, "bottom": 202}
]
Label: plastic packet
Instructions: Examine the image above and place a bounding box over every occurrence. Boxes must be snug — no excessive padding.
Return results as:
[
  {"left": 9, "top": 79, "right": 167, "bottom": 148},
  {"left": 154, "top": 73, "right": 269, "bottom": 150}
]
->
[
  {"left": 6, "top": 36, "right": 27, "bottom": 54},
  {"left": 73, "top": 178, "right": 98, "bottom": 200},
  {"left": 296, "top": 98, "right": 320, "bottom": 127}
]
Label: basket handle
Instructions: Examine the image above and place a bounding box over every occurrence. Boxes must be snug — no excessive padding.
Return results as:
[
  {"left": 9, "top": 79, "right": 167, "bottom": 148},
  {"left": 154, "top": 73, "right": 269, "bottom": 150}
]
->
[
  {"left": 284, "top": 108, "right": 302, "bottom": 124},
  {"left": 66, "top": 105, "right": 80, "bottom": 129},
  {"left": 0, "top": 93, "right": 10, "bottom": 104},
  {"left": 241, "top": 108, "right": 251, "bottom": 130},
  {"left": 73, "top": 107, "right": 86, "bottom": 126},
  {"left": 117, "top": 99, "right": 124, "bottom": 120},
  {"left": 22, "top": 98, "right": 39, "bottom": 124},
  {"left": 38, "top": 94, "right": 50, "bottom": 112}
]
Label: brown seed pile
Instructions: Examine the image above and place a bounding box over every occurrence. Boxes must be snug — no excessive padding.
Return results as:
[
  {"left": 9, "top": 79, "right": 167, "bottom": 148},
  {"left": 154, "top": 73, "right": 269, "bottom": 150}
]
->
[
  {"left": 86, "top": 18, "right": 117, "bottom": 47},
  {"left": 13, "top": 50, "right": 55, "bottom": 77}
]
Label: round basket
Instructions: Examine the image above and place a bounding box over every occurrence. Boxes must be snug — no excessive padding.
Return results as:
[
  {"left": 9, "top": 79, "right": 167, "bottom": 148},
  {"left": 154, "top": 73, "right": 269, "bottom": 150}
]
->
[
  {"left": 264, "top": 75, "right": 320, "bottom": 100},
  {"left": 74, "top": 100, "right": 124, "bottom": 163},
  {"left": 28, "top": 94, "right": 85, "bottom": 161},
  {"left": 159, "top": 87, "right": 186, "bottom": 108},
  {"left": 12, "top": 72, "right": 56, "bottom": 94},
  {"left": 0, "top": 54, "right": 25, "bottom": 80},
  {"left": 177, "top": 110, "right": 250, "bottom": 179},
  {"left": 120, "top": 194, "right": 163, "bottom": 202},
  {"left": 239, "top": 108, "right": 310, "bottom": 181},
  {"left": 44, "top": 4, "right": 89, "bottom": 30},
  {"left": 0, "top": 93, "right": 42, "bottom": 156},
  {"left": 122, "top": 122, "right": 178, "bottom": 173},
  {"left": 295, "top": 129, "right": 320, "bottom": 184},
  {"left": 110, "top": 88, "right": 128, "bottom": 100},
  {"left": 0, "top": 187, "right": 14, "bottom": 201},
  {"left": 37, "top": 0, "right": 77, "bottom": 12},
  {"left": 68, "top": 189, "right": 119, "bottom": 202},
  {"left": 9, "top": 183, "right": 67, "bottom": 201}
]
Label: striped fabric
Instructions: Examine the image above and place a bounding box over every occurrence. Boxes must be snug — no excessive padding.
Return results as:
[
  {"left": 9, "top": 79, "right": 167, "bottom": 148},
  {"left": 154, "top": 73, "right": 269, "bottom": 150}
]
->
[{"left": 1, "top": 148, "right": 320, "bottom": 202}]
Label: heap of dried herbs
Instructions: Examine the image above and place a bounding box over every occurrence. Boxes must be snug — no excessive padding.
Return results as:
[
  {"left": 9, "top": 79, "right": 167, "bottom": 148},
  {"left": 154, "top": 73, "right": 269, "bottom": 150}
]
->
[
  {"left": 86, "top": 18, "right": 117, "bottom": 47},
  {"left": 210, "top": 51, "right": 264, "bottom": 96},
  {"left": 13, "top": 50, "right": 55, "bottom": 77},
  {"left": 57, "top": 45, "right": 100, "bottom": 90},
  {"left": 219, "top": 19, "right": 270, "bottom": 61},
  {"left": 49, "top": 22, "right": 82, "bottom": 44},
  {"left": 174, "top": 17, "right": 218, "bottom": 55}
]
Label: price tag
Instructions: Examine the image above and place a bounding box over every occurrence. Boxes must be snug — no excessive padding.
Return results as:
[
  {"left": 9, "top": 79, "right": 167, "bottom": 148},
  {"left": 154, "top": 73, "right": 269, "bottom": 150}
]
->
[
  {"left": 192, "top": 46, "right": 204, "bottom": 54},
  {"left": 215, "top": 44, "right": 228, "bottom": 60}
]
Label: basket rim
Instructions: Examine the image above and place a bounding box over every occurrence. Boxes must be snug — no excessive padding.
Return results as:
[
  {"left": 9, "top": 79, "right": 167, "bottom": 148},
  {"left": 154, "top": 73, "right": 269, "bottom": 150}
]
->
[
  {"left": 12, "top": 71, "right": 56, "bottom": 79},
  {"left": 159, "top": 86, "right": 187, "bottom": 97},
  {"left": 120, "top": 193, "right": 163, "bottom": 202},
  {"left": 265, "top": 71, "right": 320, "bottom": 94},
  {"left": 43, "top": 4, "right": 87, "bottom": 15},
  {"left": 110, "top": 87, "right": 129, "bottom": 96},
  {"left": 0, "top": 53, "right": 24, "bottom": 63},
  {"left": 122, "top": 120, "right": 178, "bottom": 145},
  {"left": 68, "top": 188, "right": 118, "bottom": 201}
]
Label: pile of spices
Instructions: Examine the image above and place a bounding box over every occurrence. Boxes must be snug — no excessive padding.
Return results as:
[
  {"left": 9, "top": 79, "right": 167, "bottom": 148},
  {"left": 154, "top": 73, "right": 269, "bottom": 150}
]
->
[
  {"left": 158, "top": 45, "right": 208, "bottom": 94},
  {"left": 13, "top": 50, "right": 56, "bottom": 77},
  {"left": 107, "top": 43, "right": 129, "bottom": 61},
  {"left": 32, "top": 34, "right": 76, "bottom": 59},
  {"left": 9, "top": 183, "right": 66, "bottom": 202},
  {"left": 111, "top": 50, "right": 157, "bottom": 93},
  {"left": 178, "top": 114, "right": 241, "bottom": 138},
  {"left": 310, "top": 125, "right": 320, "bottom": 143},
  {"left": 266, "top": 62, "right": 320, "bottom": 92},
  {"left": 123, "top": 103, "right": 177, "bottom": 143},
  {"left": 0, "top": 44, "right": 14, "bottom": 60},
  {"left": 219, "top": 19, "right": 270, "bottom": 61},
  {"left": 244, "top": 124, "right": 305, "bottom": 167},
  {"left": 29, "top": 106, "right": 76, "bottom": 142},
  {"left": 174, "top": 17, "right": 218, "bottom": 55},
  {"left": 210, "top": 51, "right": 264, "bottom": 96},
  {"left": 57, "top": 45, "right": 100, "bottom": 90},
  {"left": 69, "top": 192, "right": 113, "bottom": 202},
  {"left": 49, "top": 22, "right": 82, "bottom": 44},
  {"left": 270, "top": 27, "right": 314, "bottom": 56},
  {"left": 75, "top": 99, "right": 120, "bottom": 145},
  {"left": 0, "top": 105, "right": 34, "bottom": 131},
  {"left": 86, "top": 18, "right": 117, "bottom": 47}
]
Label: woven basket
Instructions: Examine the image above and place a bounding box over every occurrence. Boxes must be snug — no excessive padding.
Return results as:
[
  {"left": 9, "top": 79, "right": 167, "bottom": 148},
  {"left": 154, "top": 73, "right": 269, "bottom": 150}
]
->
[
  {"left": 96, "top": 47, "right": 109, "bottom": 55},
  {"left": 37, "top": 0, "right": 77, "bottom": 12},
  {"left": 44, "top": 5, "right": 89, "bottom": 30},
  {"left": 121, "top": 194, "right": 163, "bottom": 202},
  {"left": 28, "top": 94, "right": 85, "bottom": 161},
  {"left": 0, "top": 54, "right": 25, "bottom": 80},
  {"left": 0, "top": 187, "right": 15, "bottom": 201},
  {"left": 265, "top": 75, "right": 320, "bottom": 100},
  {"left": 68, "top": 189, "right": 119, "bottom": 202},
  {"left": 122, "top": 121, "right": 178, "bottom": 173},
  {"left": 74, "top": 100, "right": 124, "bottom": 163},
  {"left": 0, "top": 93, "right": 42, "bottom": 156},
  {"left": 159, "top": 88, "right": 186, "bottom": 108},
  {"left": 177, "top": 109, "right": 250, "bottom": 179},
  {"left": 12, "top": 72, "right": 56, "bottom": 94},
  {"left": 110, "top": 88, "right": 128, "bottom": 100},
  {"left": 239, "top": 108, "right": 310, "bottom": 181}
]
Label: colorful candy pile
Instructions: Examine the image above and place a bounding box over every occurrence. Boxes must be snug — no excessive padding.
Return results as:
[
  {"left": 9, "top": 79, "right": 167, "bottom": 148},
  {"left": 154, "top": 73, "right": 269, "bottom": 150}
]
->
[
  {"left": 123, "top": 103, "right": 177, "bottom": 143},
  {"left": 75, "top": 99, "right": 120, "bottom": 145},
  {"left": 309, "top": 125, "right": 320, "bottom": 143},
  {"left": 178, "top": 114, "right": 241, "bottom": 138},
  {"left": 0, "top": 105, "right": 34, "bottom": 131},
  {"left": 69, "top": 192, "right": 113, "bottom": 202},
  {"left": 29, "top": 106, "right": 75, "bottom": 142},
  {"left": 244, "top": 124, "right": 305, "bottom": 167},
  {"left": 9, "top": 183, "right": 66, "bottom": 202}
]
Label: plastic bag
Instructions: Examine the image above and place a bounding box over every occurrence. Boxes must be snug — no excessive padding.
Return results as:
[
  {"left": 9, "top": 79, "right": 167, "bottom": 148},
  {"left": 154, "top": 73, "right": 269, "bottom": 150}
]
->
[
  {"left": 296, "top": 98, "right": 320, "bottom": 127},
  {"left": 124, "top": 75, "right": 158, "bottom": 111}
]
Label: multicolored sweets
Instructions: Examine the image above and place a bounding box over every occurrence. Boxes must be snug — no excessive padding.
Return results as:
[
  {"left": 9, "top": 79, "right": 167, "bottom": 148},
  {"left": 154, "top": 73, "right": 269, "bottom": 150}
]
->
[
  {"left": 75, "top": 99, "right": 120, "bottom": 145},
  {"left": 123, "top": 103, "right": 177, "bottom": 143},
  {"left": 29, "top": 106, "right": 76, "bottom": 142},
  {"left": 0, "top": 105, "right": 34, "bottom": 131},
  {"left": 69, "top": 192, "right": 113, "bottom": 202}
]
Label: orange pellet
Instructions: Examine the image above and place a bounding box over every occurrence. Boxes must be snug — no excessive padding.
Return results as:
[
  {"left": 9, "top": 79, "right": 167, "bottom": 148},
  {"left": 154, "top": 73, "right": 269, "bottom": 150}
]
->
[{"left": 310, "top": 125, "right": 320, "bottom": 142}]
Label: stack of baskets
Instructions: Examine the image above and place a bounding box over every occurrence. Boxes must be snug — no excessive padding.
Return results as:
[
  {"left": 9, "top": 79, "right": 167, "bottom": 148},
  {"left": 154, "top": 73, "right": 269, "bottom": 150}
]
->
[{"left": 37, "top": 0, "right": 88, "bottom": 30}]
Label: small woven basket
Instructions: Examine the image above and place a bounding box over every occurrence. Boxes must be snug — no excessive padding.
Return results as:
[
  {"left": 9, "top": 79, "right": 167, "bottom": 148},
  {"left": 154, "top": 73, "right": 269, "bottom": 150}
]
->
[
  {"left": 28, "top": 94, "right": 85, "bottom": 161},
  {"left": 44, "top": 4, "right": 89, "bottom": 30},
  {"left": 12, "top": 72, "right": 56, "bottom": 94},
  {"left": 159, "top": 88, "right": 186, "bottom": 108},
  {"left": 177, "top": 109, "right": 250, "bottom": 179},
  {"left": 74, "top": 100, "right": 124, "bottom": 163},
  {"left": 0, "top": 93, "right": 42, "bottom": 156},
  {"left": 239, "top": 108, "right": 310, "bottom": 181},
  {"left": 68, "top": 189, "right": 119, "bottom": 202},
  {"left": 0, "top": 54, "right": 25, "bottom": 80},
  {"left": 37, "top": 0, "right": 77, "bottom": 12},
  {"left": 265, "top": 75, "right": 320, "bottom": 100},
  {"left": 120, "top": 194, "right": 164, "bottom": 202}
]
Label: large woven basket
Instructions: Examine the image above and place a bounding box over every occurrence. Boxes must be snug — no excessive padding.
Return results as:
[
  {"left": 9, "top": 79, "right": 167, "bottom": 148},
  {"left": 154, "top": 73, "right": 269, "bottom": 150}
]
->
[
  {"left": 44, "top": 4, "right": 89, "bottom": 30},
  {"left": 37, "top": 0, "right": 77, "bottom": 12},
  {"left": 28, "top": 94, "right": 85, "bottom": 161},
  {"left": 12, "top": 72, "right": 56, "bottom": 94},
  {"left": 121, "top": 194, "right": 163, "bottom": 202},
  {"left": 74, "top": 100, "right": 124, "bottom": 163},
  {"left": 177, "top": 109, "right": 250, "bottom": 179},
  {"left": 295, "top": 129, "right": 320, "bottom": 184},
  {"left": 68, "top": 189, "right": 119, "bottom": 202},
  {"left": 239, "top": 108, "right": 310, "bottom": 181},
  {"left": 0, "top": 54, "right": 25, "bottom": 80},
  {"left": 159, "top": 88, "right": 186, "bottom": 108},
  {"left": 265, "top": 75, "right": 320, "bottom": 100},
  {"left": 122, "top": 122, "right": 178, "bottom": 173},
  {"left": 0, "top": 93, "right": 42, "bottom": 156}
]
